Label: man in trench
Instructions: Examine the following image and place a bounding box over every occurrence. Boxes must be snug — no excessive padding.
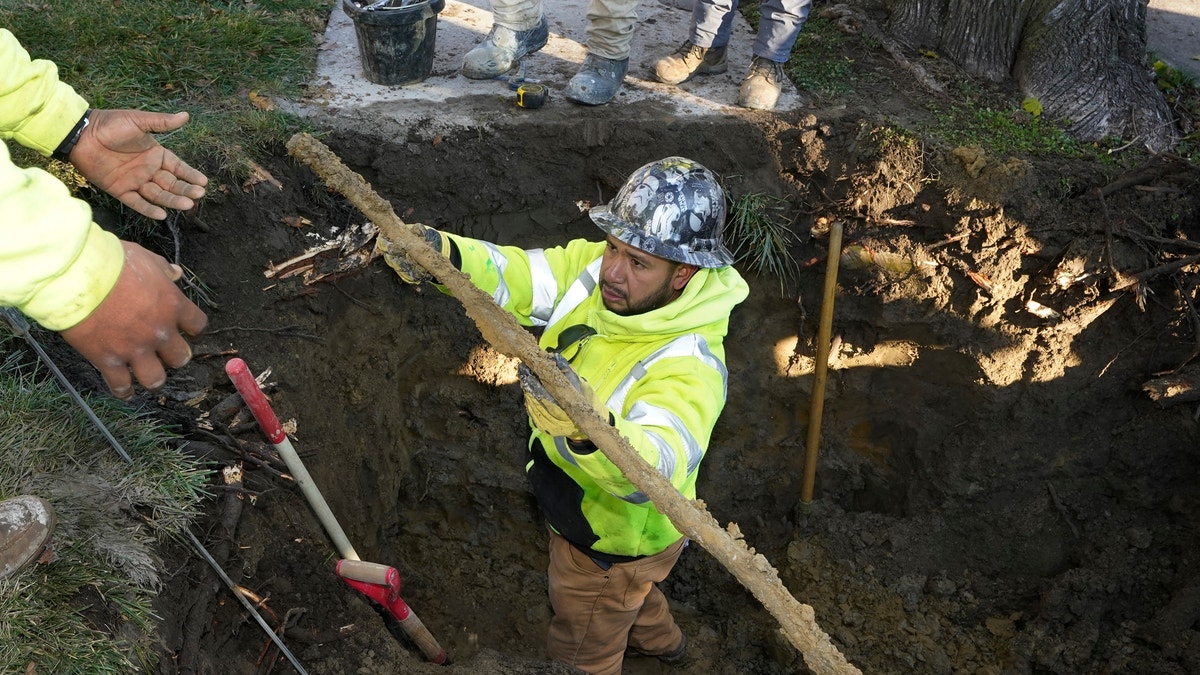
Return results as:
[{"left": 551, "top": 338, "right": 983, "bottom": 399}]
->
[{"left": 376, "top": 156, "right": 749, "bottom": 674}]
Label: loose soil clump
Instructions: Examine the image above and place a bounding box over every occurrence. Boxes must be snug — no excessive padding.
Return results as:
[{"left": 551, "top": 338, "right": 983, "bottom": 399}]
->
[{"left": 143, "top": 34, "right": 1200, "bottom": 675}]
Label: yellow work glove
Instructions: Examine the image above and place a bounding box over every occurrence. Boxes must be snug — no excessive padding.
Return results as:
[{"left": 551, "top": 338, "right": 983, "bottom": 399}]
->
[
  {"left": 374, "top": 224, "right": 451, "bottom": 284},
  {"left": 518, "top": 354, "right": 608, "bottom": 441}
]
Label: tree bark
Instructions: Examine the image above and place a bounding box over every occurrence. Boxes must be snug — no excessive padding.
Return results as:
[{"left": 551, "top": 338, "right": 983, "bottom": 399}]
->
[{"left": 884, "top": 0, "right": 1178, "bottom": 151}]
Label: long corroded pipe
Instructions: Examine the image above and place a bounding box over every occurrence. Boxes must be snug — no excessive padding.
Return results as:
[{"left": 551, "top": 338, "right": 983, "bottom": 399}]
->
[{"left": 286, "top": 133, "right": 861, "bottom": 675}]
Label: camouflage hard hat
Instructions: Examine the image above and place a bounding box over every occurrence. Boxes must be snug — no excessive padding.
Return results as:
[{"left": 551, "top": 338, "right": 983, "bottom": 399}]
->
[{"left": 590, "top": 157, "right": 734, "bottom": 268}]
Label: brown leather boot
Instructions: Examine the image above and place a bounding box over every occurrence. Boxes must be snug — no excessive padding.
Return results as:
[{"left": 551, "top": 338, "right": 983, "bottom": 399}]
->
[
  {"left": 738, "top": 55, "right": 786, "bottom": 110},
  {"left": 0, "top": 496, "right": 55, "bottom": 579},
  {"left": 653, "top": 41, "right": 728, "bottom": 85}
]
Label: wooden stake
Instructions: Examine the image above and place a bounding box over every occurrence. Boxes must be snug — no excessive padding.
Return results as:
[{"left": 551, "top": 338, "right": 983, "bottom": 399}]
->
[{"left": 802, "top": 221, "right": 844, "bottom": 504}]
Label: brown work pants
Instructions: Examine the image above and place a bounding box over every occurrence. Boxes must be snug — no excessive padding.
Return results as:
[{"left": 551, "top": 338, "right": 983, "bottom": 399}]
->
[{"left": 546, "top": 531, "right": 686, "bottom": 675}]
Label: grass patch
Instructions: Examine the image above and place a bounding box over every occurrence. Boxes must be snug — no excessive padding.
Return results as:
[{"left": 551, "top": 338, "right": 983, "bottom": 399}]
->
[
  {"left": 925, "top": 102, "right": 1090, "bottom": 157},
  {"left": 0, "top": 348, "right": 208, "bottom": 673},
  {"left": 726, "top": 192, "right": 798, "bottom": 294},
  {"left": 786, "top": 16, "right": 857, "bottom": 95},
  {"left": 0, "top": 0, "right": 327, "bottom": 183}
]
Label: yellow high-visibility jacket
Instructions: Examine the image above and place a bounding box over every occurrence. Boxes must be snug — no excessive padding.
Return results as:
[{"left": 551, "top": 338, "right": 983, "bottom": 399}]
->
[
  {"left": 442, "top": 233, "right": 749, "bottom": 560},
  {"left": 0, "top": 28, "right": 123, "bottom": 330}
]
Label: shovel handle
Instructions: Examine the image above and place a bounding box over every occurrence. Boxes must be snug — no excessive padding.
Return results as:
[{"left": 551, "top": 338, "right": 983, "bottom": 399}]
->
[
  {"left": 399, "top": 610, "right": 448, "bottom": 665},
  {"left": 225, "top": 358, "right": 360, "bottom": 561},
  {"left": 337, "top": 559, "right": 393, "bottom": 586},
  {"left": 226, "top": 357, "right": 286, "bottom": 445}
]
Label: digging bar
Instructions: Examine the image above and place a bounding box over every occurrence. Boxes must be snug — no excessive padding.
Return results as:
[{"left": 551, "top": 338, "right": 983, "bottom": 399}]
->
[
  {"left": 225, "top": 357, "right": 448, "bottom": 664},
  {"left": 801, "top": 220, "right": 844, "bottom": 504}
]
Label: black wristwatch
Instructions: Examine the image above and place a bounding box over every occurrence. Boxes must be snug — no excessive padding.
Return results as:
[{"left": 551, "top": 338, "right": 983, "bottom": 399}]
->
[{"left": 51, "top": 109, "right": 92, "bottom": 162}]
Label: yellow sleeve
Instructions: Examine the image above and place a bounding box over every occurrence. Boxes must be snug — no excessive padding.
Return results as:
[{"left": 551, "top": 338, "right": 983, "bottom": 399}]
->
[
  {"left": 0, "top": 143, "right": 124, "bottom": 330},
  {"left": 0, "top": 29, "right": 120, "bottom": 330},
  {"left": 0, "top": 28, "right": 89, "bottom": 155}
]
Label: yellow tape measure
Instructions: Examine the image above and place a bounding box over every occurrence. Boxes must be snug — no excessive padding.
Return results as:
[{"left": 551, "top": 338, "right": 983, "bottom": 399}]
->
[{"left": 516, "top": 83, "right": 548, "bottom": 109}]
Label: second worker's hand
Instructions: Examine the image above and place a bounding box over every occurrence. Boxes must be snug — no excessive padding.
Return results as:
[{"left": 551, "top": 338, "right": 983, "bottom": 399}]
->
[
  {"left": 67, "top": 109, "right": 209, "bottom": 220},
  {"left": 59, "top": 241, "right": 208, "bottom": 400}
]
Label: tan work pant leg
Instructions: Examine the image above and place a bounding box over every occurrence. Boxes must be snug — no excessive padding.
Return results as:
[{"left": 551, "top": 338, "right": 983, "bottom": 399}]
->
[
  {"left": 584, "top": 0, "right": 640, "bottom": 60},
  {"left": 546, "top": 532, "right": 685, "bottom": 675},
  {"left": 489, "top": 0, "right": 544, "bottom": 31}
]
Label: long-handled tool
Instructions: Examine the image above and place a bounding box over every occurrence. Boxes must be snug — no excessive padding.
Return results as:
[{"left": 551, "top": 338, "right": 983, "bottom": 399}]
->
[
  {"left": 336, "top": 560, "right": 447, "bottom": 663},
  {"left": 801, "top": 220, "right": 844, "bottom": 505},
  {"left": 225, "top": 357, "right": 447, "bottom": 664}
]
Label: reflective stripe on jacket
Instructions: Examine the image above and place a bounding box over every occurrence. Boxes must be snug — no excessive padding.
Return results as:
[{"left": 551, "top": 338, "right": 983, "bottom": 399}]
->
[
  {"left": 0, "top": 28, "right": 122, "bottom": 330},
  {"left": 444, "top": 234, "right": 749, "bottom": 558}
]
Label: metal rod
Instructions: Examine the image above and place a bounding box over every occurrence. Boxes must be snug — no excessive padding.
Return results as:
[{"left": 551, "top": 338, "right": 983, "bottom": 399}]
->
[
  {"left": 801, "top": 220, "right": 843, "bottom": 504},
  {"left": 2, "top": 308, "right": 132, "bottom": 463}
]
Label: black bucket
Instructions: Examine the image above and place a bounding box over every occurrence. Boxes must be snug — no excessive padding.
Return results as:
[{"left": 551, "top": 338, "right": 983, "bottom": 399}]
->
[{"left": 343, "top": 0, "right": 445, "bottom": 86}]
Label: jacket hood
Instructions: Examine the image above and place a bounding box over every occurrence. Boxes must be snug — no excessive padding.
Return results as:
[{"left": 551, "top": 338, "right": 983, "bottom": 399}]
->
[{"left": 586, "top": 264, "right": 749, "bottom": 342}]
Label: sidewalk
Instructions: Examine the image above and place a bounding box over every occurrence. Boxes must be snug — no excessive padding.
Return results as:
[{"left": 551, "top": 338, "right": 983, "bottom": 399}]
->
[
  {"left": 1147, "top": 0, "right": 1200, "bottom": 80},
  {"left": 308, "top": 0, "right": 1200, "bottom": 133},
  {"left": 312, "top": 0, "right": 804, "bottom": 130}
]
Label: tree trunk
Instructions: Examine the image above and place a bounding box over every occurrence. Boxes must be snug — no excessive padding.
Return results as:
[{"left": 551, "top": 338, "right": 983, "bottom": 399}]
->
[{"left": 884, "top": 0, "right": 1178, "bottom": 152}]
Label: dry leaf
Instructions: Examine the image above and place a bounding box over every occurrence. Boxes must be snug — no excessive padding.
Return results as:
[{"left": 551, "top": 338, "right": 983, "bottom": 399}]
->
[
  {"left": 248, "top": 90, "right": 276, "bottom": 112},
  {"left": 966, "top": 270, "right": 993, "bottom": 294},
  {"left": 282, "top": 215, "right": 312, "bottom": 229},
  {"left": 1026, "top": 299, "right": 1061, "bottom": 320},
  {"left": 243, "top": 160, "right": 283, "bottom": 192}
]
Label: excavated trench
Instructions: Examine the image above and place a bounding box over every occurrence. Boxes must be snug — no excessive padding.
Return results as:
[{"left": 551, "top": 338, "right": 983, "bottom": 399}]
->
[{"left": 171, "top": 113, "right": 1200, "bottom": 674}]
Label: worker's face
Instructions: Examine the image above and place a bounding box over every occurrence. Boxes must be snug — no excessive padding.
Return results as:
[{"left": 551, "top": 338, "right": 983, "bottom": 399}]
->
[{"left": 600, "top": 236, "right": 698, "bottom": 316}]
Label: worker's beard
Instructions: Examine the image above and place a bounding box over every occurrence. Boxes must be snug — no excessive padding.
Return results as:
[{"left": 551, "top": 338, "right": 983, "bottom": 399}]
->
[{"left": 601, "top": 276, "right": 678, "bottom": 316}]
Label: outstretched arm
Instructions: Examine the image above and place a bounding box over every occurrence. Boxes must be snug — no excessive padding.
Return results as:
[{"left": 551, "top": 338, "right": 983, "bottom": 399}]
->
[{"left": 66, "top": 109, "right": 208, "bottom": 220}]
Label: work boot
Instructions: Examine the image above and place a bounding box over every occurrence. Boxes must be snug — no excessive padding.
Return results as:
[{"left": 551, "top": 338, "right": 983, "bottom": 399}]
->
[
  {"left": 738, "top": 55, "right": 787, "bottom": 110},
  {"left": 564, "top": 54, "right": 629, "bottom": 105},
  {"left": 652, "top": 41, "right": 727, "bottom": 85},
  {"left": 626, "top": 634, "right": 689, "bottom": 665},
  {"left": 0, "top": 496, "right": 55, "bottom": 580},
  {"left": 461, "top": 16, "right": 549, "bottom": 80}
]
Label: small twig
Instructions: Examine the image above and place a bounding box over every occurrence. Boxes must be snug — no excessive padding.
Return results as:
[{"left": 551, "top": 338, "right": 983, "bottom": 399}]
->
[
  {"left": 1046, "top": 481, "right": 1080, "bottom": 539},
  {"left": 211, "top": 484, "right": 270, "bottom": 498},
  {"left": 168, "top": 212, "right": 183, "bottom": 265},
  {"left": 927, "top": 233, "right": 970, "bottom": 250},
  {"left": 332, "top": 282, "right": 380, "bottom": 313},
  {"left": 205, "top": 324, "right": 323, "bottom": 341},
  {"left": 193, "top": 348, "right": 240, "bottom": 360},
  {"left": 1169, "top": 275, "right": 1200, "bottom": 373},
  {"left": 1092, "top": 188, "right": 1120, "bottom": 278},
  {"left": 1105, "top": 135, "right": 1143, "bottom": 155}
]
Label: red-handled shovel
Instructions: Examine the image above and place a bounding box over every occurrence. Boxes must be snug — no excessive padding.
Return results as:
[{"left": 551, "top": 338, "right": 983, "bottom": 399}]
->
[
  {"left": 225, "top": 358, "right": 448, "bottom": 665},
  {"left": 337, "top": 560, "right": 447, "bottom": 664}
]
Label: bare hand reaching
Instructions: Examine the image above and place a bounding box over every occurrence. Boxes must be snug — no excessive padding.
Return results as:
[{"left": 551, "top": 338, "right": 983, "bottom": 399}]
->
[
  {"left": 67, "top": 109, "right": 208, "bottom": 220},
  {"left": 59, "top": 242, "right": 208, "bottom": 399}
]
